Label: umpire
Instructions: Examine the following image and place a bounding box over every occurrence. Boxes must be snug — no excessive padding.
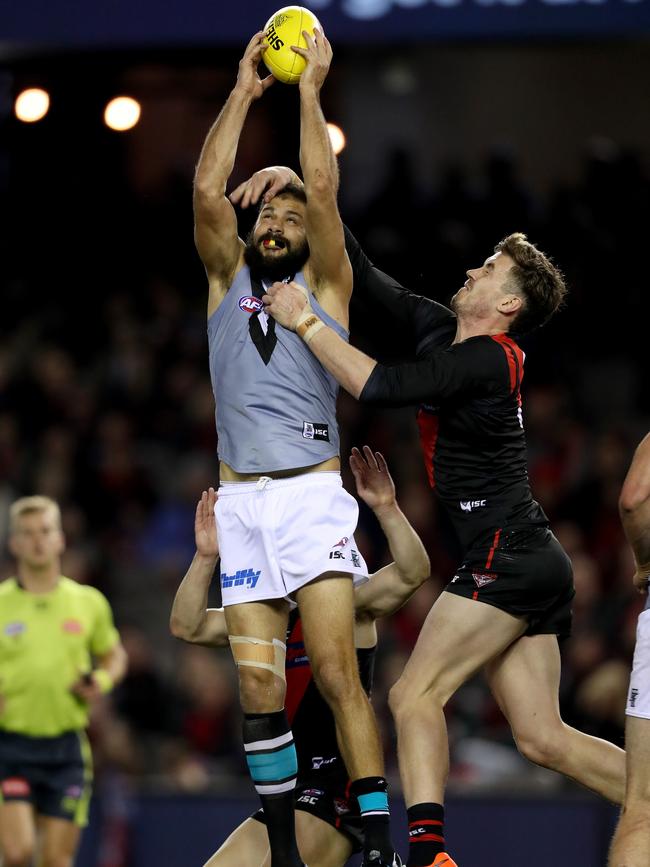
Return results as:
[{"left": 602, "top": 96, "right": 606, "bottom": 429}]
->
[{"left": 0, "top": 496, "right": 127, "bottom": 867}]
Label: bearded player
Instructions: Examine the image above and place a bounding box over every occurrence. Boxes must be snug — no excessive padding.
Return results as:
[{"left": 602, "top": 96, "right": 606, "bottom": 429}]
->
[{"left": 193, "top": 30, "right": 399, "bottom": 867}]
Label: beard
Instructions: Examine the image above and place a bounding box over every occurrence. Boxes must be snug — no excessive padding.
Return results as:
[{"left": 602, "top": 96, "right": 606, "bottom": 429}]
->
[{"left": 244, "top": 230, "right": 310, "bottom": 283}]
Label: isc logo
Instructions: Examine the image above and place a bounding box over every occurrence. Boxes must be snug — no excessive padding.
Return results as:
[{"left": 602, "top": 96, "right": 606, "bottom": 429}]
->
[
  {"left": 266, "top": 24, "right": 285, "bottom": 51},
  {"left": 460, "top": 499, "right": 487, "bottom": 512},
  {"left": 239, "top": 296, "right": 263, "bottom": 313}
]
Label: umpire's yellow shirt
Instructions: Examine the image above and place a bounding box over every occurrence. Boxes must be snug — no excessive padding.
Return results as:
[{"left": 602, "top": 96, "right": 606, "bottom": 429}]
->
[{"left": 0, "top": 576, "right": 119, "bottom": 737}]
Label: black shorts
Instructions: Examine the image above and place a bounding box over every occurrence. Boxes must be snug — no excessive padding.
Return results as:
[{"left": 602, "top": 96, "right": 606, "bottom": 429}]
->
[
  {"left": 0, "top": 729, "right": 93, "bottom": 826},
  {"left": 252, "top": 775, "right": 364, "bottom": 853},
  {"left": 445, "top": 526, "right": 575, "bottom": 638}
]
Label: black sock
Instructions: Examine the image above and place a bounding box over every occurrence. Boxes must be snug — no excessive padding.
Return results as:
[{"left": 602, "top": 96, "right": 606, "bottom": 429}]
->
[
  {"left": 407, "top": 802, "right": 445, "bottom": 866},
  {"left": 244, "top": 710, "right": 302, "bottom": 867},
  {"left": 350, "top": 776, "right": 393, "bottom": 862}
]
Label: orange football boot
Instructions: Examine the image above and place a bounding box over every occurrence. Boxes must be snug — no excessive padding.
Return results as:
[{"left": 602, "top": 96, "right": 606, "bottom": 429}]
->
[{"left": 429, "top": 854, "right": 458, "bottom": 866}]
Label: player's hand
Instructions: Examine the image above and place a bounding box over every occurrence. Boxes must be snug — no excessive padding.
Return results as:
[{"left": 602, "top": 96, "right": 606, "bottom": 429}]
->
[
  {"left": 292, "top": 28, "right": 332, "bottom": 94},
  {"left": 350, "top": 446, "right": 396, "bottom": 512},
  {"left": 230, "top": 166, "right": 303, "bottom": 209},
  {"left": 234, "top": 32, "right": 275, "bottom": 101},
  {"left": 196, "top": 488, "right": 219, "bottom": 558},
  {"left": 633, "top": 569, "right": 649, "bottom": 594},
  {"left": 263, "top": 281, "right": 310, "bottom": 330},
  {"left": 70, "top": 673, "right": 104, "bottom": 703}
]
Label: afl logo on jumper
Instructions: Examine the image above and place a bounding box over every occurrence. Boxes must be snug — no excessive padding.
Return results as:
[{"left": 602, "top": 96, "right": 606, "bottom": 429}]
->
[{"left": 239, "top": 296, "right": 264, "bottom": 313}]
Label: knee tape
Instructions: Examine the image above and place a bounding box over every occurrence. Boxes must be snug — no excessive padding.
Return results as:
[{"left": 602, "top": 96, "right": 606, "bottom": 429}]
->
[{"left": 229, "top": 635, "right": 286, "bottom": 683}]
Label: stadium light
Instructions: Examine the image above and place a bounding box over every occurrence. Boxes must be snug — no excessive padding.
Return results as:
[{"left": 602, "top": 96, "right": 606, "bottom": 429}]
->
[
  {"left": 327, "top": 122, "right": 346, "bottom": 156},
  {"left": 104, "top": 96, "right": 141, "bottom": 131},
  {"left": 15, "top": 88, "right": 50, "bottom": 123}
]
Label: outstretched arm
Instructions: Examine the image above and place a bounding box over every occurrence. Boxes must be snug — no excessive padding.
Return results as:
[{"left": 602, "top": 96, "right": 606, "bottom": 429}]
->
[
  {"left": 170, "top": 489, "right": 229, "bottom": 646},
  {"left": 194, "top": 32, "right": 274, "bottom": 314},
  {"left": 229, "top": 167, "right": 456, "bottom": 351},
  {"left": 295, "top": 29, "right": 351, "bottom": 326},
  {"left": 351, "top": 447, "right": 430, "bottom": 623},
  {"left": 344, "top": 226, "right": 456, "bottom": 355},
  {"left": 264, "top": 280, "right": 499, "bottom": 407},
  {"left": 620, "top": 433, "right": 650, "bottom": 593}
]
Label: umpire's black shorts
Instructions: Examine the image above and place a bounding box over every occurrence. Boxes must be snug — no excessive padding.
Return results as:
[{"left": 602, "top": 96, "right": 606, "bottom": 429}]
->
[
  {"left": 445, "top": 526, "right": 575, "bottom": 637},
  {"left": 0, "top": 729, "right": 93, "bottom": 826}
]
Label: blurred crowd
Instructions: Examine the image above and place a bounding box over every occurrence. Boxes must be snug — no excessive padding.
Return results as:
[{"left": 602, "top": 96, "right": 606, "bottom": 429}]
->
[{"left": 1, "top": 122, "right": 648, "bottom": 814}]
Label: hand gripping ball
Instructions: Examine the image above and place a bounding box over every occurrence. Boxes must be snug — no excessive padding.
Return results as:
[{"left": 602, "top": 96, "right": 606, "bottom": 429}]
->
[{"left": 262, "top": 6, "right": 322, "bottom": 85}]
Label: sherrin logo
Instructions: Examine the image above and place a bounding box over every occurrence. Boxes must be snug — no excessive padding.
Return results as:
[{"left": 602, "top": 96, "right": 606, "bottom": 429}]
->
[{"left": 238, "top": 296, "right": 264, "bottom": 313}]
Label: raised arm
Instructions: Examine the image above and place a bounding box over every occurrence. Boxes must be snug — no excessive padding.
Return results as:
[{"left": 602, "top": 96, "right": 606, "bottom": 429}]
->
[
  {"left": 169, "top": 489, "right": 229, "bottom": 647},
  {"left": 344, "top": 226, "right": 457, "bottom": 355},
  {"left": 194, "top": 32, "right": 274, "bottom": 316},
  {"left": 620, "top": 433, "right": 650, "bottom": 593},
  {"left": 263, "top": 281, "right": 502, "bottom": 407},
  {"left": 229, "top": 168, "right": 456, "bottom": 351},
  {"left": 351, "top": 447, "right": 430, "bottom": 629},
  {"left": 294, "top": 29, "right": 351, "bottom": 327}
]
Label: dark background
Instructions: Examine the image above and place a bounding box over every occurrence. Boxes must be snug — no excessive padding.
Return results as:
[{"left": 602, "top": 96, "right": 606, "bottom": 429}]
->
[{"left": 1, "top": 3, "right": 649, "bottom": 864}]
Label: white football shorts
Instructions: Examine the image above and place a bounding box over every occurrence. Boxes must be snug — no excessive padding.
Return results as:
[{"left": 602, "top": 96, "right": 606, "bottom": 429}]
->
[
  {"left": 627, "top": 598, "right": 650, "bottom": 718},
  {"left": 215, "top": 472, "right": 368, "bottom": 607}
]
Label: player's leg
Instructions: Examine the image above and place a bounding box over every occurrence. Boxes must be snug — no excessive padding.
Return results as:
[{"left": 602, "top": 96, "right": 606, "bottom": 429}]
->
[
  {"left": 203, "top": 816, "right": 272, "bottom": 867},
  {"left": 609, "top": 602, "right": 650, "bottom": 865},
  {"left": 485, "top": 633, "right": 625, "bottom": 803},
  {"left": 38, "top": 815, "right": 82, "bottom": 867},
  {"left": 225, "top": 599, "right": 290, "bottom": 714},
  {"left": 0, "top": 800, "right": 36, "bottom": 867},
  {"left": 225, "top": 599, "right": 303, "bottom": 867},
  {"left": 387, "top": 592, "right": 526, "bottom": 866},
  {"left": 296, "top": 575, "right": 395, "bottom": 864},
  {"left": 609, "top": 716, "right": 650, "bottom": 866},
  {"left": 295, "top": 810, "right": 354, "bottom": 867},
  {"left": 296, "top": 576, "right": 380, "bottom": 779},
  {"left": 203, "top": 802, "right": 355, "bottom": 867}
]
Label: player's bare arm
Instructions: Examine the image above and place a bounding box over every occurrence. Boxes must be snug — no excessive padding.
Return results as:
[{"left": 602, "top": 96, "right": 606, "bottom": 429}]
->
[
  {"left": 294, "top": 29, "right": 351, "bottom": 327},
  {"left": 264, "top": 280, "right": 497, "bottom": 407},
  {"left": 351, "top": 448, "right": 430, "bottom": 638},
  {"left": 194, "top": 32, "right": 274, "bottom": 316},
  {"left": 620, "top": 432, "right": 650, "bottom": 593},
  {"left": 264, "top": 280, "right": 376, "bottom": 396},
  {"left": 170, "top": 488, "right": 229, "bottom": 646}
]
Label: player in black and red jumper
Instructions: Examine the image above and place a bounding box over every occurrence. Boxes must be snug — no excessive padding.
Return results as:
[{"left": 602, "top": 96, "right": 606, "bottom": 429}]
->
[
  {"left": 171, "top": 447, "right": 430, "bottom": 867},
  {"left": 250, "top": 164, "right": 626, "bottom": 866}
]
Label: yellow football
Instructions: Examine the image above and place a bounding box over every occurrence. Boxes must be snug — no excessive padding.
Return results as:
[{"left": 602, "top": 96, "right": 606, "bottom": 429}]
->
[{"left": 262, "top": 6, "right": 322, "bottom": 85}]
